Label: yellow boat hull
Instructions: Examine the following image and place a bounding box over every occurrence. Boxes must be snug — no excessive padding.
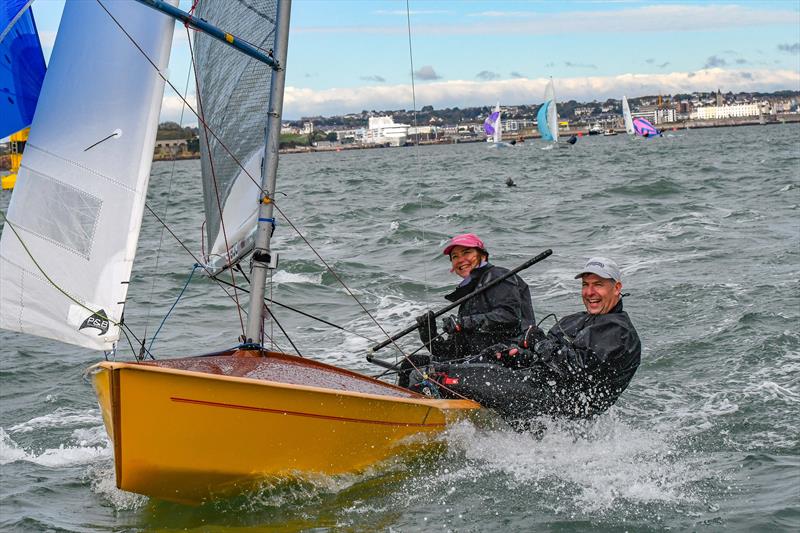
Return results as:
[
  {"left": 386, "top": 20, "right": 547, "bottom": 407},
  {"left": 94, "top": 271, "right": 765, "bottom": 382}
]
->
[{"left": 89, "top": 350, "right": 480, "bottom": 503}]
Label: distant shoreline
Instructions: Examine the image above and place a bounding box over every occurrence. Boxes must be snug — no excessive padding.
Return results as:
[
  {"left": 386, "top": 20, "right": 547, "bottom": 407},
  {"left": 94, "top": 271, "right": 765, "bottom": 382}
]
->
[{"left": 151, "top": 116, "right": 799, "bottom": 161}]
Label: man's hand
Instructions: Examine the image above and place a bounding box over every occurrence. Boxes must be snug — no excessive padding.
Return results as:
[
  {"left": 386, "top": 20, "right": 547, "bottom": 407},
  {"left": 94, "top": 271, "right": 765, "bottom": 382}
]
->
[
  {"left": 442, "top": 315, "right": 462, "bottom": 335},
  {"left": 477, "top": 343, "right": 538, "bottom": 368}
]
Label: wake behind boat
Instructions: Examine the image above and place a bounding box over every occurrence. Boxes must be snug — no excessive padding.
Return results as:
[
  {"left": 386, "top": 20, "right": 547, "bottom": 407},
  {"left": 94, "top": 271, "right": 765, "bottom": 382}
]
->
[{"left": 0, "top": 0, "right": 479, "bottom": 505}]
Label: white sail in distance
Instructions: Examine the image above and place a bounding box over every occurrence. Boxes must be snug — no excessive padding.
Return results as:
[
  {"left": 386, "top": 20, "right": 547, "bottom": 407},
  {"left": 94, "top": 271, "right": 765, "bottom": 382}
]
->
[
  {"left": 494, "top": 102, "right": 502, "bottom": 143},
  {"left": 622, "top": 96, "right": 635, "bottom": 135},
  {"left": 545, "top": 79, "right": 559, "bottom": 143},
  {"left": 194, "top": 0, "right": 279, "bottom": 275},
  {"left": 0, "top": 0, "right": 176, "bottom": 351}
]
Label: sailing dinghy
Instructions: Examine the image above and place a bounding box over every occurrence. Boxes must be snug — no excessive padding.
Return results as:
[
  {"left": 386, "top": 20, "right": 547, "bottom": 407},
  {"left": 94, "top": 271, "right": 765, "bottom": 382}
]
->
[
  {"left": 0, "top": 0, "right": 479, "bottom": 504},
  {"left": 484, "top": 102, "right": 511, "bottom": 148},
  {"left": 537, "top": 78, "right": 573, "bottom": 147}
]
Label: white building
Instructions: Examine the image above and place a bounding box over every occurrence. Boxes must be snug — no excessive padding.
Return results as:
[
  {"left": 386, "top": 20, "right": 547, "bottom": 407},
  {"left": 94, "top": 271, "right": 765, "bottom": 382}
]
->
[
  {"left": 364, "top": 116, "right": 409, "bottom": 147},
  {"left": 302, "top": 121, "right": 314, "bottom": 134},
  {"left": 691, "top": 102, "right": 764, "bottom": 120}
]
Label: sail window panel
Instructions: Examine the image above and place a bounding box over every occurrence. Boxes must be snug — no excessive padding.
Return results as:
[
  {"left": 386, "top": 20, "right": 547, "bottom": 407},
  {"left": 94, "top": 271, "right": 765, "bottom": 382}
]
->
[{"left": 12, "top": 168, "right": 102, "bottom": 260}]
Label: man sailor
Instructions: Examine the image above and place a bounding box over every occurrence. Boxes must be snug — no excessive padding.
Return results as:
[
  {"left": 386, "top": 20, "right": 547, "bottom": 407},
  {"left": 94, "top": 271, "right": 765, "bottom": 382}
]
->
[{"left": 424, "top": 256, "right": 641, "bottom": 422}]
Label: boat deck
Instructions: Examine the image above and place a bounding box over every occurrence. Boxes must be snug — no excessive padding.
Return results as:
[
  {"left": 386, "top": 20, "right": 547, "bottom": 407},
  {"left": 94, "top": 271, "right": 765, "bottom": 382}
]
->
[{"left": 141, "top": 351, "right": 419, "bottom": 399}]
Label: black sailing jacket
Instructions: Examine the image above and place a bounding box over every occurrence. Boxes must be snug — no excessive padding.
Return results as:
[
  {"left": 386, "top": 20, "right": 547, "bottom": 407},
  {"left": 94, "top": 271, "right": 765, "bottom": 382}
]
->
[
  {"left": 427, "top": 263, "right": 534, "bottom": 361},
  {"left": 538, "top": 299, "right": 641, "bottom": 416},
  {"left": 430, "top": 299, "right": 640, "bottom": 421}
]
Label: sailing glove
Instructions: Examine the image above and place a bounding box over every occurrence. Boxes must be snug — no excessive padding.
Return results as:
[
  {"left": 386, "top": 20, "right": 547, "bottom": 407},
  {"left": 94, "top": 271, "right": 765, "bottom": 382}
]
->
[
  {"left": 416, "top": 311, "right": 438, "bottom": 346},
  {"left": 496, "top": 345, "right": 537, "bottom": 368}
]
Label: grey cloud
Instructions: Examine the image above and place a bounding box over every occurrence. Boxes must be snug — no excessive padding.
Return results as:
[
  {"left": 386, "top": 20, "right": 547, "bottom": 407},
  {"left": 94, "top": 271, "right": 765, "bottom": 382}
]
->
[
  {"left": 510, "top": 71, "right": 526, "bottom": 78},
  {"left": 735, "top": 58, "right": 748, "bottom": 65},
  {"left": 658, "top": 62, "right": 670, "bottom": 68},
  {"left": 476, "top": 70, "right": 501, "bottom": 80},
  {"left": 778, "top": 43, "right": 800, "bottom": 54},
  {"left": 645, "top": 58, "right": 655, "bottom": 64},
  {"left": 739, "top": 72, "right": 754, "bottom": 79},
  {"left": 704, "top": 55, "right": 727, "bottom": 68},
  {"left": 414, "top": 65, "right": 441, "bottom": 80},
  {"left": 564, "top": 61, "right": 597, "bottom": 69},
  {"left": 360, "top": 75, "right": 386, "bottom": 82}
]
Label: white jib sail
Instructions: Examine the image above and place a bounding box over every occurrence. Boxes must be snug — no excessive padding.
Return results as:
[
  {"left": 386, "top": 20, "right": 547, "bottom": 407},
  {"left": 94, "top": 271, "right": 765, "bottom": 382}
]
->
[
  {"left": 545, "top": 80, "right": 559, "bottom": 143},
  {"left": 622, "top": 96, "right": 635, "bottom": 135},
  {"left": 0, "top": 0, "right": 176, "bottom": 351},
  {"left": 494, "top": 103, "right": 502, "bottom": 144}
]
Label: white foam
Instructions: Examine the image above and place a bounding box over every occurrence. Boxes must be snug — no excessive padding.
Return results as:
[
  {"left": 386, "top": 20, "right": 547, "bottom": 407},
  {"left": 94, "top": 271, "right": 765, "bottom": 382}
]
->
[
  {"left": 743, "top": 381, "right": 800, "bottom": 403},
  {"left": 86, "top": 462, "right": 148, "bottom": 510},
  {"left": 440, "top": 414, "right": 703, "bottom": 511},
  {"left": 271, "top": 270, "right": 322, "bottom": 285},
  {"left": 7, "top": 407, "right": 101, "bottom": 433},
  {"left": 0, "top": 427, "right": 110, "bottom": 467}
]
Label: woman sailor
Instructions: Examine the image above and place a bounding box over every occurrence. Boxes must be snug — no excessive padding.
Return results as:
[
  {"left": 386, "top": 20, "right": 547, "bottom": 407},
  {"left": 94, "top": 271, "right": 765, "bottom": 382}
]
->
[{"left": 399, "top": 233, "right": 534, "bottom": 386}]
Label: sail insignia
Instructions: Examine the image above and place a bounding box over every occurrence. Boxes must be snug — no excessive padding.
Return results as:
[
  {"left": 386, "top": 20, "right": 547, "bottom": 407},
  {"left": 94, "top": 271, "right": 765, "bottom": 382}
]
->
[{"left": 79, "top": 309, "right": 110, "bottom": 336}]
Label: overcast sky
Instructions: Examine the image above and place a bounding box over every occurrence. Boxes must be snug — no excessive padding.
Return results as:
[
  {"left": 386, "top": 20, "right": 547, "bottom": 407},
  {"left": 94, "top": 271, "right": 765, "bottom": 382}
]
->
[{"left": 31, "top": 0, "right": 800, "bottom": 122}]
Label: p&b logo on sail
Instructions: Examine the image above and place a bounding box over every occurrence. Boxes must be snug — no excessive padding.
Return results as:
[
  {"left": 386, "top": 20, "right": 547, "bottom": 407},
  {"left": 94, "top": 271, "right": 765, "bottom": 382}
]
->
[{"left": 79, "top": 310, "right": 110, "bottom": 336}]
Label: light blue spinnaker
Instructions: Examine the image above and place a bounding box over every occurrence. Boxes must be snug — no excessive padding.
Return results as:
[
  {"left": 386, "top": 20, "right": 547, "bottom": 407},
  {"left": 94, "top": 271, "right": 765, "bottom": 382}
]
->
[
  {"left": 0, "top": 0, "right": 46, "bottom": 138},
  {"left": 537, "top": 101, "right": 553, "bottom": 141}
]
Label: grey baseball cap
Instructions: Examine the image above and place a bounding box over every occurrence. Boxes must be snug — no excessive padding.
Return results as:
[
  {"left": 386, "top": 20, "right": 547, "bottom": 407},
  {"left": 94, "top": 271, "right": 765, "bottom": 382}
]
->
[{"left": 575, "top": 257, "right": 621, "bottom": 282}]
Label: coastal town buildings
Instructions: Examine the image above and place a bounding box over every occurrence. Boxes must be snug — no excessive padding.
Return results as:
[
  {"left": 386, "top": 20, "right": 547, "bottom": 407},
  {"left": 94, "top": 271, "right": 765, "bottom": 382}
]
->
[{"left": 363, "top": 116, "right": 410, "bottom": 146}]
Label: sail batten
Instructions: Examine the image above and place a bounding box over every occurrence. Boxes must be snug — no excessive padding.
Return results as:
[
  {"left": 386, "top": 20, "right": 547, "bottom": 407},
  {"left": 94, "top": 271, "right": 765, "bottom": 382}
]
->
[
  {"left": 194, "top": 0, "right": 279, "bottom": 275},
  {"left": 0, "top": 0, "right": 176, "bottom": 350}
]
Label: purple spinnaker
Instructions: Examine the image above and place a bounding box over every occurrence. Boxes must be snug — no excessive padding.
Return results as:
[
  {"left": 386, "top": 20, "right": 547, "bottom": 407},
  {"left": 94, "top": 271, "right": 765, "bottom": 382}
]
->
[
  {"left": 633, "top": 117, "right": 659, "bottom": 136},
  {"left": 483, "top": 111, "right": 500, "bottom": 136}
]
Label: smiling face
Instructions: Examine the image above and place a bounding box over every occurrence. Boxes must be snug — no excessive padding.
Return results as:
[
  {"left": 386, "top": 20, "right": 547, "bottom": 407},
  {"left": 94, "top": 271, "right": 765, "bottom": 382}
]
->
[
  {"left": 449, "top": 246, "right": 485, "bottom": 278},
  {"left": 581, "top": 273, "right": 622, "bottom": 314}
]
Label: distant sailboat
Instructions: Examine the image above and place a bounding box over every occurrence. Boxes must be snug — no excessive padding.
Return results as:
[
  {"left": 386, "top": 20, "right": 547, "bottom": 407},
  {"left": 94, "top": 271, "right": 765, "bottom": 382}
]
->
[
  {"left": 484, "top": 102, "right": 510, "bottom": 148},
  {"left": 0, "top": 0, "right": 46, "bottom": 190},
  {"left": 537, "top": 79, "right": 560, "bottom": 145},
  {"left": 622, "top": 96, "right": 635, "bottom": 136},
  {"left": 633, "top": 117, "right": 661, "bottom": 137},
  {"left": 622, "top": 96, "right": 661, "bottom": 138}
]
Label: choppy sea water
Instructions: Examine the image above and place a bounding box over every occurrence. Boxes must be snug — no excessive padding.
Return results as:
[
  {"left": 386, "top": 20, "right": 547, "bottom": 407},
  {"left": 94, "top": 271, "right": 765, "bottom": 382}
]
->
[{"left": 1, "top": 124, "right": 798, "bottom": 531}]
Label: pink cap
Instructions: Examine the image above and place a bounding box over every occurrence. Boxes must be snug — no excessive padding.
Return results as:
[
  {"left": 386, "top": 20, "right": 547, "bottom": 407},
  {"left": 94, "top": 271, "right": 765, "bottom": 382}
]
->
[{"left": 443, "top": 233, "right": 487, "bottom": 256}]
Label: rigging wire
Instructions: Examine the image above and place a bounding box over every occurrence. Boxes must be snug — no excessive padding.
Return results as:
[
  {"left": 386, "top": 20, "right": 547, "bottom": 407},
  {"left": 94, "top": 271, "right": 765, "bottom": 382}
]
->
[
  {"left": 142, "top": 32, "right": 196, "bottom": 347},
  {"left": 0, "top": 209, "right": 157, "bottom": 360},
  {"left": 403, "top": 0, "right": 434, "bottom": 374},
  {"left": 185, "top": 20, "right": 246, "bottom": 337}
]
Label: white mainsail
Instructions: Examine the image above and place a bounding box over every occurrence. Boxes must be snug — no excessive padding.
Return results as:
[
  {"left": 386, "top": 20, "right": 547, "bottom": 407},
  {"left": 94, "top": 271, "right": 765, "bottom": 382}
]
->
[
  {"left": 545, "top": 79, "right": 559, "bottom": 143},
  {"left": 622, "top": 95, "right": 635, "bottom": 135},
  {"left": 194, "top": 0, "right": 278, "bottom": 275},
  {"left": 0, "top": 1, "right": 176, "bottom": 350}
]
